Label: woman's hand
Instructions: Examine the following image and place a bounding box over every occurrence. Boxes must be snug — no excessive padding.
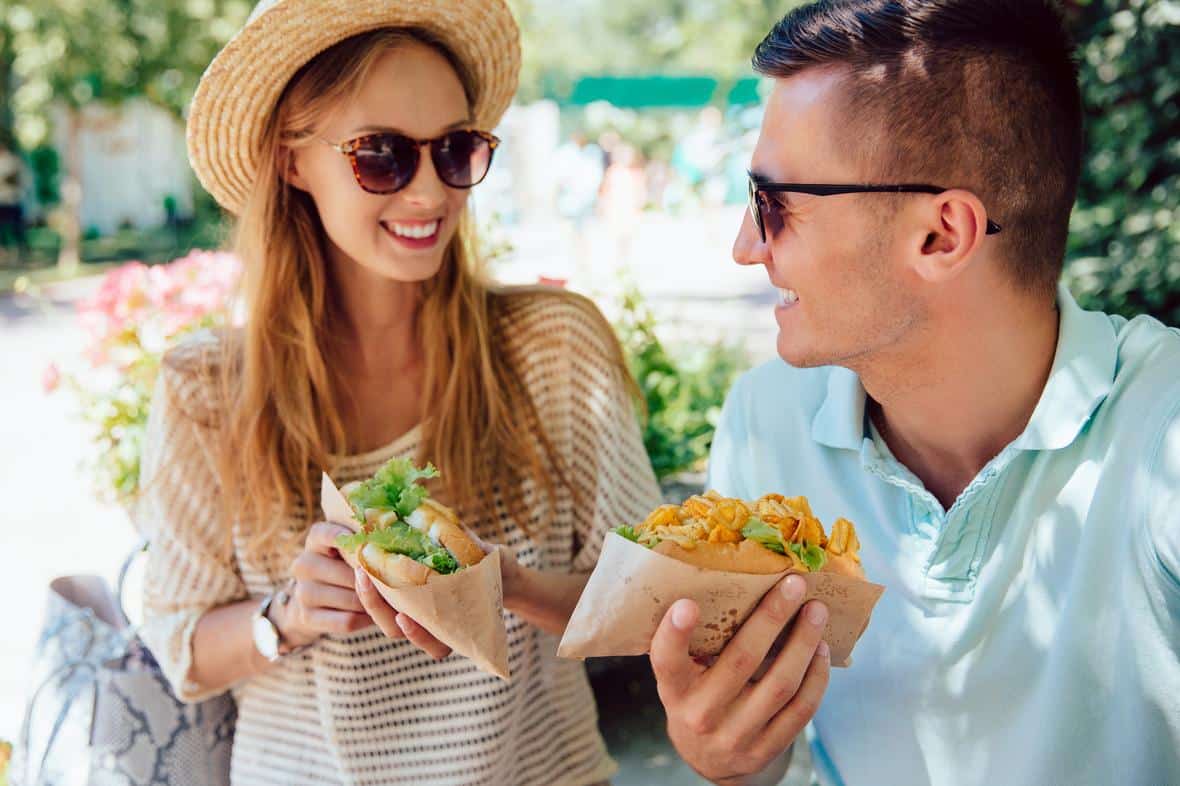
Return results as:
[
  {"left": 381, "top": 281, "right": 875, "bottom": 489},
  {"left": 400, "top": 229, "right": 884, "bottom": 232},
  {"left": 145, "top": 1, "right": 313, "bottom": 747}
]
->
[
  {"left": 274, "top": 522, "right": 374, "bottom": 648},
  {"left": 354, "top": 568, "right": 453, "bottom": 659},
  {"left": 468, "top": 531, "right": 589, "bottom": 636}
]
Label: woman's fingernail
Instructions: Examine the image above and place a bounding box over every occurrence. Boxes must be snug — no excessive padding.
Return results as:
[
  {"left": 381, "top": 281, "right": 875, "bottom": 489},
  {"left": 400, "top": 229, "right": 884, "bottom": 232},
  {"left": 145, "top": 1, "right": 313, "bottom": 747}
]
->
[
  {"left": 817, "top": 640, "right": 830, "bottom": 659},
  {"left": 671, "top": 600, "right": 696, "bottom": 631}
]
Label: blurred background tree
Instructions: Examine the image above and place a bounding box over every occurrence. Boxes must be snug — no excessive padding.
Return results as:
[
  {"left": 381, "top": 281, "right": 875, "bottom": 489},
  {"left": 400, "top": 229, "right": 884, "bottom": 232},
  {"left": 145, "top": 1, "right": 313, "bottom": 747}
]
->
[
  {"left": 2, "top": 0, "right": 251, "bottom": 272},
  {"left": 1064, "top": 0, "right": 1180, "bottom": 326}
]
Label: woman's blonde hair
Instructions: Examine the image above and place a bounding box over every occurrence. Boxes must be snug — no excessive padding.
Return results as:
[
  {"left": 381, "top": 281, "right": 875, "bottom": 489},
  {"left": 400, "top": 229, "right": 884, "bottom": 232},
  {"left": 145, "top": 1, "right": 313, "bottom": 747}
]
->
[{"left": 215, "top": 28, "right": 633, "bottom": 561}]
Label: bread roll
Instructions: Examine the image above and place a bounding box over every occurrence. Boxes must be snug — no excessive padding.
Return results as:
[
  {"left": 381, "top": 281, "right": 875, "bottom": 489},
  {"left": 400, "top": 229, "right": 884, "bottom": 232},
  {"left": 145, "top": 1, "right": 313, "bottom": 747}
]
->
[
  {"left": 358, "top": 543, "right": 432, "bottom": 587},
  {"left": 407, "top": 499, "right": 485, "bottom": 568}
]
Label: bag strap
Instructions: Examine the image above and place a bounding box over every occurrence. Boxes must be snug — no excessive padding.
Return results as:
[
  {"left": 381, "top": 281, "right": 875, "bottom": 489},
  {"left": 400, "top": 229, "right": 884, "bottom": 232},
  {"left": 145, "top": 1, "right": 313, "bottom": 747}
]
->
[
  {"left": 19, "top": 654, "right": 98, "bottom": 786},
  {"left": 115, "top": 538, "right": 150, "bottom": 629}
]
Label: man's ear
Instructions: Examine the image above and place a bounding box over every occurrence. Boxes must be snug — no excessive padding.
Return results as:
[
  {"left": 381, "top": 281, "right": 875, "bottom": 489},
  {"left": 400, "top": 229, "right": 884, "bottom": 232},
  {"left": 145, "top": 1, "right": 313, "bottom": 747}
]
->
[
  {"left": 278, "top": 146, "right": 310, "bottom": 192},
  {"left": 909, "top": 189, "right": 991, "bottom": 284}
]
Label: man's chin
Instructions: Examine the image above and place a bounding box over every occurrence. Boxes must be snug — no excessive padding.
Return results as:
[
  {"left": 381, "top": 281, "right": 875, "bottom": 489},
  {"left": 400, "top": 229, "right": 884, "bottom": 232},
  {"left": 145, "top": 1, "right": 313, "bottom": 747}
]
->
[{"left": 776, "top": 334, "right": 828, "bottom": 369}]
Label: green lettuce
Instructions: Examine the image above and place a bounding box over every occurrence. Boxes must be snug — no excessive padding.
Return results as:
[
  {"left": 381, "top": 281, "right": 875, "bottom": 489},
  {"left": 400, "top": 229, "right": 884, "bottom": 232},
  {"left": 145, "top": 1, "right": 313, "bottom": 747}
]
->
[
  {"left": 336, "top": 520, "right": 459, "bottom": 575},
  {"left": 615, "top": 525, "right": 642, "bottom": 543},
  {"left": 345, "top": 458, "right": 439, "bottom": 522},
  {"left": 741, "top": 517, "right": 827, "bottom": 572}
]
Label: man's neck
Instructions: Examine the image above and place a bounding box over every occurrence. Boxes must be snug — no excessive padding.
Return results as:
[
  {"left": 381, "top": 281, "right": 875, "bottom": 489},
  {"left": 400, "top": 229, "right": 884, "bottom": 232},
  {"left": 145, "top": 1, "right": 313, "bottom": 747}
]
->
[{"left": 857, "top": 286, "right": 1060, "bottom": 511}]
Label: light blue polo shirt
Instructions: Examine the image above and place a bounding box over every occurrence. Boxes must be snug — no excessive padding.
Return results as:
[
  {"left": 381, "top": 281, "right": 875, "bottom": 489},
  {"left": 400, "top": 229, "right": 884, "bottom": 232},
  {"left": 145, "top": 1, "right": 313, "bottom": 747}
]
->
[{"left": 707, "top": 286, "right": 1180, "bottom": 786}]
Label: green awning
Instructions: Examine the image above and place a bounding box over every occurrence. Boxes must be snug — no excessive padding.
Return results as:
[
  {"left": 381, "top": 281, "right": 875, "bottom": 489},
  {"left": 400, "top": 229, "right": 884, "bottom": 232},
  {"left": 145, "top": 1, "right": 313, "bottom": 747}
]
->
[{"left": 563, "top": 75, "right": 764, "bottom": 109}]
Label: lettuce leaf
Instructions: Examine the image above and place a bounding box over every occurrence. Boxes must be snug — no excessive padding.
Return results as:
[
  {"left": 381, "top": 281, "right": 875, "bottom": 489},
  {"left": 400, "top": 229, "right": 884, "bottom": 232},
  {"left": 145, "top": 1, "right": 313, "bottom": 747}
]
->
[
  {"left": 334, "top": 520, "right": 459, "bottom": 575},
  {"left": 741, "top": 517, "right": 787, "bottom": 554},
  {"left": 741, "top": 517, "right": 827, "bottom": 571},
  {"left": 788, "top": 541, "right": 827, "bottom": 572},
  {"left": 345, "top": 458, "right": 440, "bottom": 521},
  {"left": 615, "top": 525, "right": 642, "bottom": 543}
]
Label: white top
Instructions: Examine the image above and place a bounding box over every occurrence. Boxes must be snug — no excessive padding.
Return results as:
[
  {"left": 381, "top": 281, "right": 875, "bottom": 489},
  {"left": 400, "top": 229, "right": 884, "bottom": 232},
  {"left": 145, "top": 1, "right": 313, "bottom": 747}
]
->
[{"left": 134, "top": 290, "right": 662, "bottom": 786}]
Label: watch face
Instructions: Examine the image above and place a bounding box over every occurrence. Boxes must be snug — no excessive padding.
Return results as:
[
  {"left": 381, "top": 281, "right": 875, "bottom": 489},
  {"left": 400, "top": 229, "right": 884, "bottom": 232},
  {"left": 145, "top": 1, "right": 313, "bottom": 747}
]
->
[{"left": 253, "top": 612, "right": 280, "bottom": 660}]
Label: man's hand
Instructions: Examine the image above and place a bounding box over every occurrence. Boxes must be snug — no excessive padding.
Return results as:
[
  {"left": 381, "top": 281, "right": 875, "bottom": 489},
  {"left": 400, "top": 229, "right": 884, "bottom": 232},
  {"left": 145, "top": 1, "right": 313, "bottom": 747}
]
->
[{"left": 650, "top": 574, "right": 831, "bottom": 785}]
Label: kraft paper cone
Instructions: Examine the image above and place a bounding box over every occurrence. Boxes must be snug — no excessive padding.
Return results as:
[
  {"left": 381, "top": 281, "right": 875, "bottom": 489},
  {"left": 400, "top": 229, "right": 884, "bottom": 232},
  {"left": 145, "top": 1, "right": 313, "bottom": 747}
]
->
[
  {"left": 321, "top": 473, "right": 511, "bottom": 680},
  {"left": 558, "top": 532, "right": 885, "bottom": 668}
]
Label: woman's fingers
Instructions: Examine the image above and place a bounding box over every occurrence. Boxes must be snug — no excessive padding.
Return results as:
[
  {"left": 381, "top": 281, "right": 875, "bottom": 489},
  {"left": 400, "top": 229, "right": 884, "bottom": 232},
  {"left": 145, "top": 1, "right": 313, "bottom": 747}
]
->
[
  {"left": 305, "top": 521, "right": 355, "bottom": 556},
  {"left": 292, "top": 550, "right": 358, "bottom": 588},
  {"left": 294, "top": 579, "right": 367, "bottom": 613},
  {"left": 299, "top": 607, "right": 373, "bottom": 636},
  {"left": 354, "top": 568, "right": 406, "bottom": 639},
  {"left": 396, "top": 614, "right": 452, "bottom": 660}
]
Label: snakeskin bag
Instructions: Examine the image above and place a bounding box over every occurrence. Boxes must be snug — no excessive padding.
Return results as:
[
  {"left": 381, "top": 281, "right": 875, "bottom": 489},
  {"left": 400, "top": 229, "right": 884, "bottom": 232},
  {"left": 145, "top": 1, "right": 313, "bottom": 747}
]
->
[{"left": 17, "top": 541, "right": 236, "bottom": 786}]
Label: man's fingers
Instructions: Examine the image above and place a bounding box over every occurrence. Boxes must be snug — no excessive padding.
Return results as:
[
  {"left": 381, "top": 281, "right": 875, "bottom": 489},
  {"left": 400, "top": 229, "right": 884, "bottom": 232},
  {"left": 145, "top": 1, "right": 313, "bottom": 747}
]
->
[
  {"left": 731, "top": 600, "right": 828, "bottom": 737},
  {"left": 650, "top": 599, "right": 703, "bottom": 704},
  {"left": 306, "top": 522, "right": 355, "bottom": 556},
  {"left": 397, "top": 614, "right": 452, "bottom": 660},
  {"left": 699, "top": 575, "right": 807, "bottom": 706},
  {"left": 748, "top": 641, "right": 831, "bottom": 764},
  {"left": 354, "top": 568, "right": 405, "bottom": 639},
  {"left": 293, "top": 551, "right": 356, "bottom": 588}
]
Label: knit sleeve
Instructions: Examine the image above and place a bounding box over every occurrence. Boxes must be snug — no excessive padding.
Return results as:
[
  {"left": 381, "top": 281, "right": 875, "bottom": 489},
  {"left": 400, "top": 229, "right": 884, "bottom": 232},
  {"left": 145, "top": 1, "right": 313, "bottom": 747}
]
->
[
  {"left": 560, "top": 297, "right": 662, "bottom": 571},
  {"left": 131, "top": 339, "right": 249, "bottom": 703}
]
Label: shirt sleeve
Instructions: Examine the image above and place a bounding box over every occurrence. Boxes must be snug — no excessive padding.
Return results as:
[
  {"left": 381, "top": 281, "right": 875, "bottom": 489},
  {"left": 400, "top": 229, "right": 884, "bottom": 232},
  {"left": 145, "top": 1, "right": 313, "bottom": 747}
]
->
[
  {"left": 1146, "top": 398, "right": 1180, "bottom": 627},
  {"left": 706, "top": 372, "right": 752, "bottom": 499},
  {"left": 131, "top": 350, "right": 249, "bottom": 703},
  {"left": 562, "top": 299, "right": 662, "bottom": 571}
]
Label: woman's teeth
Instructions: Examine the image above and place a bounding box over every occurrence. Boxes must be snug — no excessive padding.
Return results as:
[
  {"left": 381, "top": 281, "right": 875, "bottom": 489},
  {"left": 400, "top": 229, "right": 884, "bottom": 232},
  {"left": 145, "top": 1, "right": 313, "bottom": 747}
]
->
[
  {"left": 779, "top": 288, "right": 799, "bottom": 305},
  {"left": 388, "top": 220, "right": 439, "bottom": 239}
]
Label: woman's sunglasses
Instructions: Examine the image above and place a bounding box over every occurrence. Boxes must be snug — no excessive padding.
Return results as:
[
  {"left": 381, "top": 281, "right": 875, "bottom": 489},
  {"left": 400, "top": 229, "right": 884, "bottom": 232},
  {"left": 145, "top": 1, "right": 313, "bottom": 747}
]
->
[{"left": 321, "top": 129, "right": 500, "bottom": 194}]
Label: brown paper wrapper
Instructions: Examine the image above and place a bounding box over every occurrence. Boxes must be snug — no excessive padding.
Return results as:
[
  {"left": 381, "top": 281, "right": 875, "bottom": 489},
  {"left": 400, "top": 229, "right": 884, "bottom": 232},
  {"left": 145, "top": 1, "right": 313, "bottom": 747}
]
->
[
  {"left": 558, "top": 532, "right": 885, "bottom": 667},
  {"left": 321, "top": 473, "right": 511, "bottom": 680}
]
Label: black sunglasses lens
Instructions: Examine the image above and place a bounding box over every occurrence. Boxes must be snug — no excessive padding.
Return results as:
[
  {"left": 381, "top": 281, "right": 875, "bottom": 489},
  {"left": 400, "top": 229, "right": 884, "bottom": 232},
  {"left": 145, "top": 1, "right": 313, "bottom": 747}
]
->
[
  {"left": 432, "top": 131, "right": 494, "bottom": 188},
  {"left": 352, "top": 134, "right": 418, "bottom": 193},
  {"left": 748, "top": 183, "right": 764, "bottom": 241}
]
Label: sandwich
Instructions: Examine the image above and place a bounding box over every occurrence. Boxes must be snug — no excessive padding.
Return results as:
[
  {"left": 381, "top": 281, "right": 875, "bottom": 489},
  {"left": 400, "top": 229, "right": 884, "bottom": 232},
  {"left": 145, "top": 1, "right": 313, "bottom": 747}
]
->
[
  {"left": 615, "top": 491, "right": 864, "bottom": 579},
  {"left": 335, "top": 458, "right": 485, "bottom": 586}
]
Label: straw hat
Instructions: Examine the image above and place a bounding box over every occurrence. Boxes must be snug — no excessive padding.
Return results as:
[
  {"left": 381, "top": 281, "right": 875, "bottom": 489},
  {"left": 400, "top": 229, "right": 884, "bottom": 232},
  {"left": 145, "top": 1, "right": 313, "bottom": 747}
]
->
[{"left": 187, "top": 0, "right": 521, "bottom": 215}]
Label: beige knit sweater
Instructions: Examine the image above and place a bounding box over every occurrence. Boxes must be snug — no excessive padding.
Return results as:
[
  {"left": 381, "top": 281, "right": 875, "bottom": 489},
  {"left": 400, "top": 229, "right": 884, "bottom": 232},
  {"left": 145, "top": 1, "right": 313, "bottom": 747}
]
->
[{"left": 133, "top": 290, "right": 662, "bottom": 786}]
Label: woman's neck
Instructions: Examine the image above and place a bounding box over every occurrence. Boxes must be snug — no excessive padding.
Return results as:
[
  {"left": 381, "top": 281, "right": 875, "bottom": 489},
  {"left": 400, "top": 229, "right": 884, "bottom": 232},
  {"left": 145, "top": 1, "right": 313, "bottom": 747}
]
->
[{"left": 326, "top": 251, "right": 423, "bottom": 376}]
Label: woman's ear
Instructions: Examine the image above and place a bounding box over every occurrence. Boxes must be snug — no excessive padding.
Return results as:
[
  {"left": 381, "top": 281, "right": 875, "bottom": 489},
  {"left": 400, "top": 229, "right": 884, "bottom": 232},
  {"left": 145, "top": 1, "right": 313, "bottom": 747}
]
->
[{"left": 278, "top": 146, "right": 310, "bottom": 192}]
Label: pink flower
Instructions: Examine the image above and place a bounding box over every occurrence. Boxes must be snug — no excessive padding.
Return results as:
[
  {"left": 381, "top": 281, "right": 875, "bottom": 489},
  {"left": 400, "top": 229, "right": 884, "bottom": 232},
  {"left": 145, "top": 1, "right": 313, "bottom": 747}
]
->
[
  {"left": 537, "top": 276, "right": 568, "bottom": 288},
  {"left": 42, "top": 362, "right": 61, "bottom": 393}
]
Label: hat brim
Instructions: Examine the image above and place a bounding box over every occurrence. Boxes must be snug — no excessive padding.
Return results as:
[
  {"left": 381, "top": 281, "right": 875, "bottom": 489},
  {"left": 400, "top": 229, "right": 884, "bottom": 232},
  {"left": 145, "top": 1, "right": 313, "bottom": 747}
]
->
[{"left": 187, "top": 0, "right": 520, "bottom": 215}]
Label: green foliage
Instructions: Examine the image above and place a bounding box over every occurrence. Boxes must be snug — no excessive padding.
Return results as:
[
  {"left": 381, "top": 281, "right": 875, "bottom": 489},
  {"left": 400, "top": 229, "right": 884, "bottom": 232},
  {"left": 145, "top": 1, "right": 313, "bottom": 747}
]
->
[
  {"left": 1064, "top": 0, "right": 1180, "bottom": 325},
  {"left": 510, "top": 0, "right": 801, "bottom": 102},
  {"left": 4, "top": 0, "right": 251, "bottom": 147},
  {"left": 613, "top": 282, "right": 748, "bottom": 479}
]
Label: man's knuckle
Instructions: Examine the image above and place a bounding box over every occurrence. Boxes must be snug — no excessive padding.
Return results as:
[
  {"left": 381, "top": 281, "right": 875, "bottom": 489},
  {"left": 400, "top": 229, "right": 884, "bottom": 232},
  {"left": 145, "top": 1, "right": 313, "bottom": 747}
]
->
[
  {"left": 724, "top": 645, "right": 758, "bottom": 676},
  {"left": 683, "top": 708, "right": 715, "bottom": 736}
]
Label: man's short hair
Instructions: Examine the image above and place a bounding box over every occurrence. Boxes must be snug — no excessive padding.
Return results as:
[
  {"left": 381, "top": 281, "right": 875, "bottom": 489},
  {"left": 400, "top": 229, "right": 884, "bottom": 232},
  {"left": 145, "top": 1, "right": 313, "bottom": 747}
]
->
[{"left": 753, "top": 0, "right": 1083, "bottom": 297}]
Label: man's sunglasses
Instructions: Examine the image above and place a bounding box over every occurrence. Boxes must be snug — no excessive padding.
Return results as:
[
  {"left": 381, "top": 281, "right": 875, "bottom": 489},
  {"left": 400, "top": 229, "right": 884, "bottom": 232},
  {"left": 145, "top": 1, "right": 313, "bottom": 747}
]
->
[
  {"left": 748, "top": 175, "right": 1002, "bottom": 243},
  {"left": 321, "top": 129, "right": 500, "bottom": 194}
]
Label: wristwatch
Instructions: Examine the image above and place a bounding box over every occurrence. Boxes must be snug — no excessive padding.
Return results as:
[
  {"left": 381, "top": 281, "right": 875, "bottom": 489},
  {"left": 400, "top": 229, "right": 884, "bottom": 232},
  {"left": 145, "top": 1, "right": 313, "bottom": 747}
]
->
[{"left": 251, "top": 581, "right": 308, "bottom": 662}]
